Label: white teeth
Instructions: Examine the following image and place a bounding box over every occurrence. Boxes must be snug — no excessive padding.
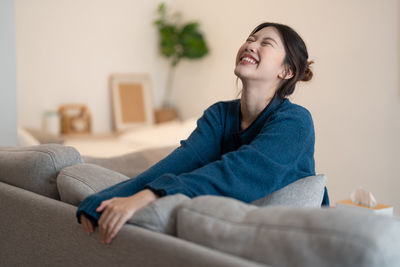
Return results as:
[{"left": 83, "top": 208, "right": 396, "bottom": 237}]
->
[{"left": 242, "top": 57, "right": 257, "bottom": 64}]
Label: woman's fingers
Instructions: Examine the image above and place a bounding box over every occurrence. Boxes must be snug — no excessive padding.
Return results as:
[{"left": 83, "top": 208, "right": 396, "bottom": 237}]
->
[
  {"left": 81, "top": 216, "right": 89, "bottom": 233},
  {"left": 107, "top": 214, "right": 130, "bottom": 243},
  {"left": 81, "top": 215, "right": 93, "bottom": 234},
  {"left": 99, "top": 206, "right": 126, "bottom": 243},
  {"left": 88, "top": 220, "right": 94, "bottom": 233},
  {"left": 96, "top": 199, "right": 112, "bottom": 212},
  {"left": 104, "top": 212, "right": 122, "bottom": 243},
  {"left": 98, "top": 208, "right": 112, "bottom": 241},
  {"left": 85, "top": 216, "right": 94, "bottom": 233}
]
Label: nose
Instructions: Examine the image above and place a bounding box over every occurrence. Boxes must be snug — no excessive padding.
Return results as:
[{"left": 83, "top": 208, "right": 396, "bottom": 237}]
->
[{"left": 244, "top": 42, "right": 257, "bottom": 53}]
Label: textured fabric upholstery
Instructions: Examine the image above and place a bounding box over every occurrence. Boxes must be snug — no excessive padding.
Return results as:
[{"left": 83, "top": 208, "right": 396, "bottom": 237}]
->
[
  {"left": 128, "top": 194, "right": 190, "bottom": 235},
  {"left": 176, "top": 196, "right": 400, "bottom": 267},
  {"left": 251, "top": 174, "right": 326, "bottom": 207},
  {"left": 0, "top": 144, "right": 82, "bottom": 199},
  {"left": 57, "top": 163, "right": 129, "bottom": 206},
  {"left": 0, "top": 182, "right": 263, "bottom": 267}
]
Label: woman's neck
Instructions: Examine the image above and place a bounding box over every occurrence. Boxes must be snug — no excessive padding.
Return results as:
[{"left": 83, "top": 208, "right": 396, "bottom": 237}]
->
[{"left": 240, "top": 82, "right": 277, "bottom": 131}]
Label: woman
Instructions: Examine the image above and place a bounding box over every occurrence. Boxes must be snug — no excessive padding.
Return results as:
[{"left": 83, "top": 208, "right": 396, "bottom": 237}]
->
[{"left": 77, "top": 22, "right": 329, "bottom": 244}]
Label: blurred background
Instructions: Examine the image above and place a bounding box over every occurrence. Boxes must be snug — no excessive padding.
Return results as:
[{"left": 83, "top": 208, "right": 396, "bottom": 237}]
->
[{"left": 1, "top": 0, "right": 399, "bottom": 213}]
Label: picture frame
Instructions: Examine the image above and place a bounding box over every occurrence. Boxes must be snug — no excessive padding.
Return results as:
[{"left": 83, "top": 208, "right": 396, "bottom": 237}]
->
[{"left": 110, "top": 74, "right": 154, "bottom": 132}]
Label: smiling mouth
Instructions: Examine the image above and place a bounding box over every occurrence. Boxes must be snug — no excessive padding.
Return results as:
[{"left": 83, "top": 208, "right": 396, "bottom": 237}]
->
[{"left": 240, "top": 55, "right": 259, "bottom": 65}]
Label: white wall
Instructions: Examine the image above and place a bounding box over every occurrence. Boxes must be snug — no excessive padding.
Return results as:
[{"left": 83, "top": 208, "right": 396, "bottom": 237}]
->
[
  {"left": 16, "top": 0, "right": 171, "bottom": 132},
  {"left": 0, "top": 0, "right": 17, "bottom": 146},
  {"left": 16, "top": 0, "right": 400, "bottom": 213}
]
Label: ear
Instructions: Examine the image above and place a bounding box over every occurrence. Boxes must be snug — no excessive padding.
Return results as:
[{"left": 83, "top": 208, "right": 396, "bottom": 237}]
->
[{"left": 278, "top": 65, "right": 294, "bottom": 80}]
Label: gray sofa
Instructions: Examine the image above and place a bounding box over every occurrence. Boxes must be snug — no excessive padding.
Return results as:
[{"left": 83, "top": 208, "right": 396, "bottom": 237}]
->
[{"left": 1, "top": 144, "right": 399, "bottom": 267}]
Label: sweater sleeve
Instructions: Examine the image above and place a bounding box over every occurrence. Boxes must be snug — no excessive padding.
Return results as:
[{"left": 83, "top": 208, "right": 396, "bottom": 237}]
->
[
  {"left": 76, "top": 102, "right": 225, "bottom": 225},
  {"left": 145, "top": 107, "right": 315, "bottom": 203}
]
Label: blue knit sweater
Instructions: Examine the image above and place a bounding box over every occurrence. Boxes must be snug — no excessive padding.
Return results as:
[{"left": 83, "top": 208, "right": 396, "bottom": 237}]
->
[{"left": 76, "top": 96, "right": 329, "bottom": 225}]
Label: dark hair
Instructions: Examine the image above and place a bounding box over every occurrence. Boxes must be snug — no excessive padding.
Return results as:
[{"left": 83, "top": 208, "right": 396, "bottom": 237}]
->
[{"left": 251, "top": 22, "right": 313, "bottom": 99}]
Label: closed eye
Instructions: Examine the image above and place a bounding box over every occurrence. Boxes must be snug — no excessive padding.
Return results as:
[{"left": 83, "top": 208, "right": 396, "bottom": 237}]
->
[{"left": 262, "top": 37, "right": 277, "bottom": 47}]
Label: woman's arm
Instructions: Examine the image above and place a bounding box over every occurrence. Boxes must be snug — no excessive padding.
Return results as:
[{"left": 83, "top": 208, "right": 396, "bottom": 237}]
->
[
  {"left": 145, "top": 107, "right": 315, "bottom": 203},
  {"left": 76, "top": 102, "right": 225, "bottom": 225}
]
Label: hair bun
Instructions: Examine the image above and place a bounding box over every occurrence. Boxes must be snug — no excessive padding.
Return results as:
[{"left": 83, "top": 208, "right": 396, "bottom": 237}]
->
[{"left": 301, "top": 60, "right": 314, "bottom": 82}]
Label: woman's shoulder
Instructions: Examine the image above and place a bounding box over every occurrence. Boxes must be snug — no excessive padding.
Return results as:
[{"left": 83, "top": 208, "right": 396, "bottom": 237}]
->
[
  {"left": 278, "top": 98, "right": 313, "bottom": 118},
  {"left": 271, "top": 98, "right": 314, "bottom": 129}
]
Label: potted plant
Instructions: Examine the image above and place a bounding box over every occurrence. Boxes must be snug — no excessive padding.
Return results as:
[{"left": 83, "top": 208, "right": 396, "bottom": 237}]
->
[{"left": 154, "top": 2, "right": 209, "bottom": 111}]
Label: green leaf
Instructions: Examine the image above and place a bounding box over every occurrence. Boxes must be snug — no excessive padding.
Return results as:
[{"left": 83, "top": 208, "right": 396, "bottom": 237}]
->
[
  {"left": 154, "top": 2, "right": 208, "bottom": 65},
  {"left": 181, "top": 22, "right": 198, "bottom": 33}
]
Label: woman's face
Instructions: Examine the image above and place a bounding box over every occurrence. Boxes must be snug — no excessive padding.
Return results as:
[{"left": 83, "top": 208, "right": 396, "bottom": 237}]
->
[{"left": 234, "top": 26, "right": 289, "bottom": 85}]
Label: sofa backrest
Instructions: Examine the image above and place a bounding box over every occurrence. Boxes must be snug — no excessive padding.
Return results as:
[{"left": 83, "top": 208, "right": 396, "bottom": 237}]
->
[
  {"left": 0, "top": 144, "right": 83, "bottom": 199},
  {"left": 251, "top": 174, "right": 327, "bottom": 207}
]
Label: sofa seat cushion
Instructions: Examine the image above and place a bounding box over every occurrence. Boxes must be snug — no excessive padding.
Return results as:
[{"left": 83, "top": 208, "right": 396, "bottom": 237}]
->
[
  {"left": 0, "top": 144, "right": 82, "bottom": 199},
  {"left": 176, "top": 196, "right": 400, "bottom": 267}
]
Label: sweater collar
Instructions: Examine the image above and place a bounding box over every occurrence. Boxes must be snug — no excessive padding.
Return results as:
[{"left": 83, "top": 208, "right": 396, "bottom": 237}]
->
[{"left": 235, "top": 95, "right": 285, "bottom": 143}]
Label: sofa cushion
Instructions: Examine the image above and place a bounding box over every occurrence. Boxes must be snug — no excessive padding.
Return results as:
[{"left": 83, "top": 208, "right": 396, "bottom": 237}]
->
[
  {"left": 176, "top": 196, "right": 400, "bottom": 267},
  {"left": 251, "top": 174, "right": 326, "bottom": 207},
  {"left": 128, "top": 193, "right": 190, "bottom": 235},
  {"left": 0, "top": 144, "right": 82, "bottom": 199},
  {"left": 57, "top": 163, "right": 129, "bottom": 206},
  {"left": 57, "top": 163, "right": 190, "bottom": 235}
]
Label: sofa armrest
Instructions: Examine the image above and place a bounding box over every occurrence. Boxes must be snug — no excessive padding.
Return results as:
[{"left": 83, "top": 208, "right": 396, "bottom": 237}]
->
[
  {"left": 57, "top": 163, "right": 129, "bottom": 206},
  {"left": 176, "top": 196, "right": 400, "bottom": 267},
  {"left": 0, "top": 144, "right": 82, "bottom": 199}
]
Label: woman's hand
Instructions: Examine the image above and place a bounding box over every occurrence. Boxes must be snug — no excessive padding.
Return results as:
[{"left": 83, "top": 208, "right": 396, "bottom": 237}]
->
[
  {"left": 81, "top": 214, "right": 94, "bottom": 235},
  {"left": 96, "top": 189, "right": 159, "bottom": 244}
]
